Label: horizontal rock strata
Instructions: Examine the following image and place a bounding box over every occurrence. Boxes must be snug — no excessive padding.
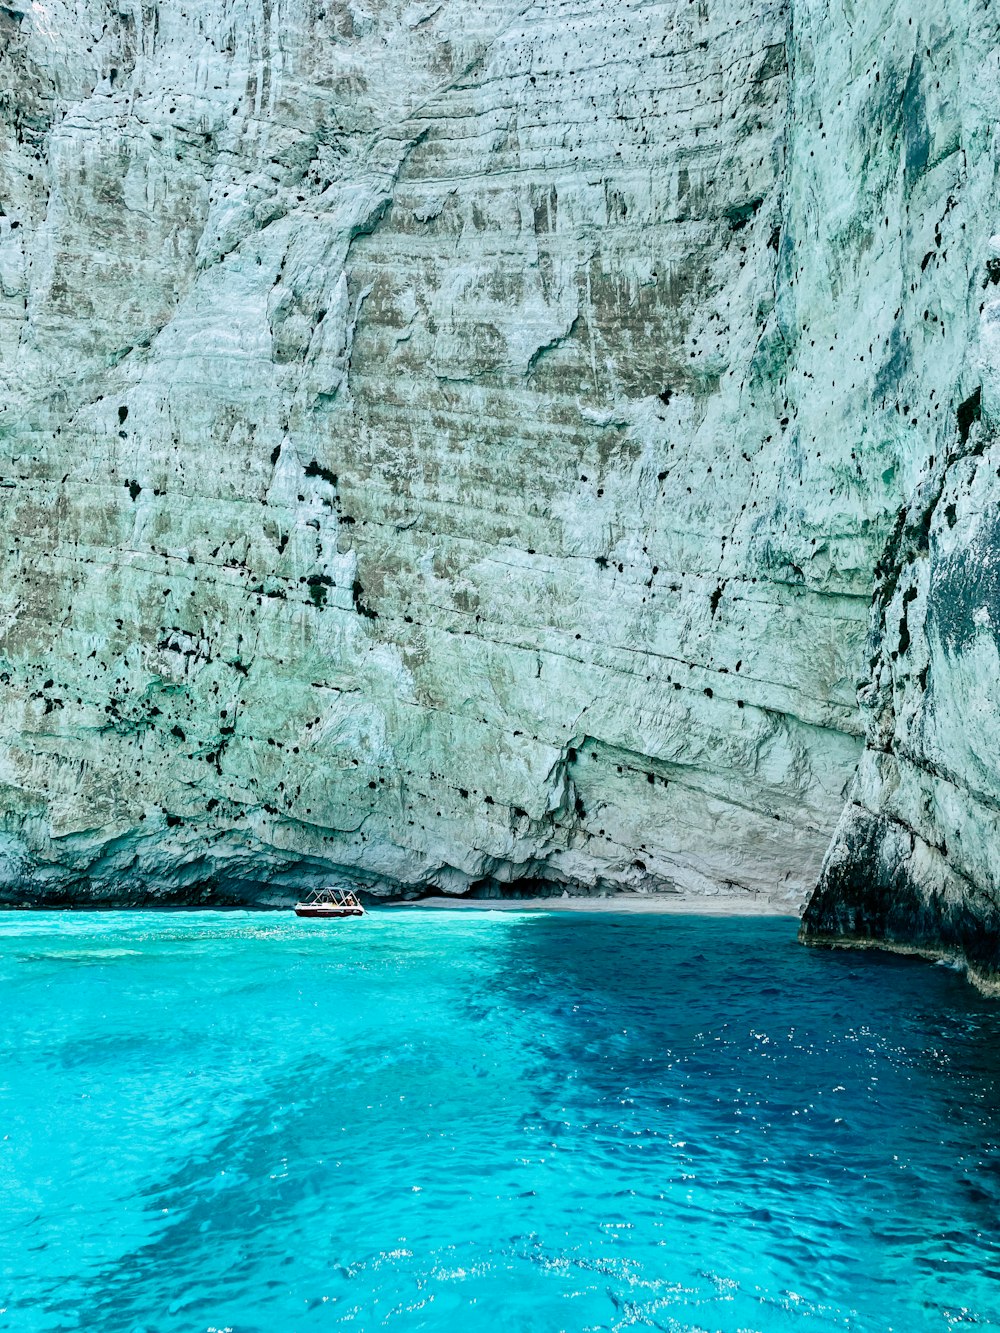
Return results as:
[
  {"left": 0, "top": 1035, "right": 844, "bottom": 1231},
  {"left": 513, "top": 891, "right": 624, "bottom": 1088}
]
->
[{"left": 0, "top": 0, "right": 996, "bottom": 931}]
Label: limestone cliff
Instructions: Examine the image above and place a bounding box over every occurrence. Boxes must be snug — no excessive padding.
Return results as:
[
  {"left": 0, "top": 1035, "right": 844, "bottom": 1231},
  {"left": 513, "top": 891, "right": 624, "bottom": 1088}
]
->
[
  {"left": 796, "top": 0, "right": 1000, "bottom": 989},
  {"left": 0, "top": 0, "right": 994, "bottom": 924}
]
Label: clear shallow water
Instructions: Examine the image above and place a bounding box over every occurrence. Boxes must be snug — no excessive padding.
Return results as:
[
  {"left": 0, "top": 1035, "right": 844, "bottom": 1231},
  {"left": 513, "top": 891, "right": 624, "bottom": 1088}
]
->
[{"left": 2, "top": 911, "right": 1000, "bottom": 1333}]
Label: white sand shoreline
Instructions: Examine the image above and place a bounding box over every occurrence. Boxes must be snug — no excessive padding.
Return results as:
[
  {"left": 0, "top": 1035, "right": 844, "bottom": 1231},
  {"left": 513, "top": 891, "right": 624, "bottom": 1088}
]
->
[{"left": 381, "top": 894, "right": 802, "bottom": 918}]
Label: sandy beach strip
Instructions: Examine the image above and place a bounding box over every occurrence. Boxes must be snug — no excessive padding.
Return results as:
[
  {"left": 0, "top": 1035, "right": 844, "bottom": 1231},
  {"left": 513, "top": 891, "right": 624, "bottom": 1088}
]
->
[{"left": 381, "top": 894, "right": 802, "bottom": 918}]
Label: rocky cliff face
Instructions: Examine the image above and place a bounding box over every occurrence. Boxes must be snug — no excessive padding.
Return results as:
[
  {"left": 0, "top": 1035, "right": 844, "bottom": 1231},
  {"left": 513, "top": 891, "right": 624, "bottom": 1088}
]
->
[
  {"left": 796, "top": 0, "right": 1000, "bottom": 989},
  {"left": 0, "top": 0, "right": 995, "bottom": 925}
]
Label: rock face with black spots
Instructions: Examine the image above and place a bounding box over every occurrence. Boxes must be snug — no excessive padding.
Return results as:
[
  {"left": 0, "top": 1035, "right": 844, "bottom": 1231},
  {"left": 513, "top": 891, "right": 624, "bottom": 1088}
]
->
[
  {"left": 796, "top": 1, "right": 1000, "bottom": 990},
  {"left": 1, "top": 0, "right": 998, "bottom": 940}
]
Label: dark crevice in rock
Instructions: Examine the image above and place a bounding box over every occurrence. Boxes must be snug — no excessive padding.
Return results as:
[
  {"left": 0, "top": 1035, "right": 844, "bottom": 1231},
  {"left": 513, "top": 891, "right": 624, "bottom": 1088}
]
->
[
  {"left": 957, "top": 386, "right": 982, "bottom": 447},
  {"left": 801, "top": 806, "right": 1000, "bottom": 995}
]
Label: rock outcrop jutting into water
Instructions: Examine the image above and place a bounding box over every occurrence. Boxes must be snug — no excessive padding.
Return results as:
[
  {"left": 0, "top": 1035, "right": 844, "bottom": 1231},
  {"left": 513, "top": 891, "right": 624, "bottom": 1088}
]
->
[
  {"left": 1, "top": 0, "right": 998, "bottom": 953},
  {"left": 794, "top": 0, "right": 1000, "bottom": 990}
]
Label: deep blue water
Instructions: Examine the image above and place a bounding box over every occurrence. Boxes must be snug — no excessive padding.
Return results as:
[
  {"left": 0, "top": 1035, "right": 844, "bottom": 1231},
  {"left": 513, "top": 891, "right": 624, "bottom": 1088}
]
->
[{"left": 2, "top": 910, "right": 1000, "bottom": 1333}]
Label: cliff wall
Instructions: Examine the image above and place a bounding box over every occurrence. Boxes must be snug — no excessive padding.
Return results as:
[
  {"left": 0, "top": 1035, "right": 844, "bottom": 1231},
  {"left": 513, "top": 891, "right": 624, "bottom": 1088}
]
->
[
  {"left": 0, "top": 0, "right": 995, "bottom": 924},
  {"left": 800, "top": 0, "right": 1000, "bottom": 990}
]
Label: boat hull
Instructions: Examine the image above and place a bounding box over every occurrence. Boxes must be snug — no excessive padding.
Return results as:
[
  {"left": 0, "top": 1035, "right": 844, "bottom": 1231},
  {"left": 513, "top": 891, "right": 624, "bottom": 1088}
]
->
[{"left": 294, "top": 905, "right": 364, "bottom": 919}]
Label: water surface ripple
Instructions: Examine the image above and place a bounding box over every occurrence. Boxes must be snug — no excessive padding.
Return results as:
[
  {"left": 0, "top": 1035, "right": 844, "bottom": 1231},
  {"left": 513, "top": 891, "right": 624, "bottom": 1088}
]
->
[{"left": 2, "top": 910, "right": 999, "bottom": 1332}]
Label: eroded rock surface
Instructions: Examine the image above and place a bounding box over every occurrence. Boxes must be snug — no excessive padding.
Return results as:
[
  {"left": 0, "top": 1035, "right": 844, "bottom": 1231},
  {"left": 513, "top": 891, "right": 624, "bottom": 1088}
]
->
[
  {"left": 0, "top": 0, "right": 993, "bottom": 920},
  {"left": 797, "top": 0, "right": 1000, "bottom": 988}
]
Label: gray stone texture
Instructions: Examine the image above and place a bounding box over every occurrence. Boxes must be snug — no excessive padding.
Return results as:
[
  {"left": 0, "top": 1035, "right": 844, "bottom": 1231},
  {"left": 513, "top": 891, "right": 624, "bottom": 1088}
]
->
[{"left": 1, "top": 0, "right": 997, "bottom": 935}]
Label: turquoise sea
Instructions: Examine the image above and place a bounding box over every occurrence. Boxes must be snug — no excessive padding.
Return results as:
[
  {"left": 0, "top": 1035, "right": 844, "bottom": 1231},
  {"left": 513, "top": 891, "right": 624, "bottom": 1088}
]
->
[{"left": 2, "top": 909, "right": 999, "bottom": 1333}]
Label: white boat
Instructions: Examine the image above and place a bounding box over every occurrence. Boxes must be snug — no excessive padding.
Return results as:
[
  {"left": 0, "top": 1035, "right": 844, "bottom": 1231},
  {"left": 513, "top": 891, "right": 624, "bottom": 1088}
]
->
[{"left": 294, "top": 887, "right": 365, "bottom": 919}]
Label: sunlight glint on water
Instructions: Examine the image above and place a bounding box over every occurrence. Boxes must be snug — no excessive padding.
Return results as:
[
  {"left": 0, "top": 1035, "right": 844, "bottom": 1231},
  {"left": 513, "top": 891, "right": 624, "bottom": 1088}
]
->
[{"left": 1, "top": 910, "right": 999, "bottom": 1332}]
